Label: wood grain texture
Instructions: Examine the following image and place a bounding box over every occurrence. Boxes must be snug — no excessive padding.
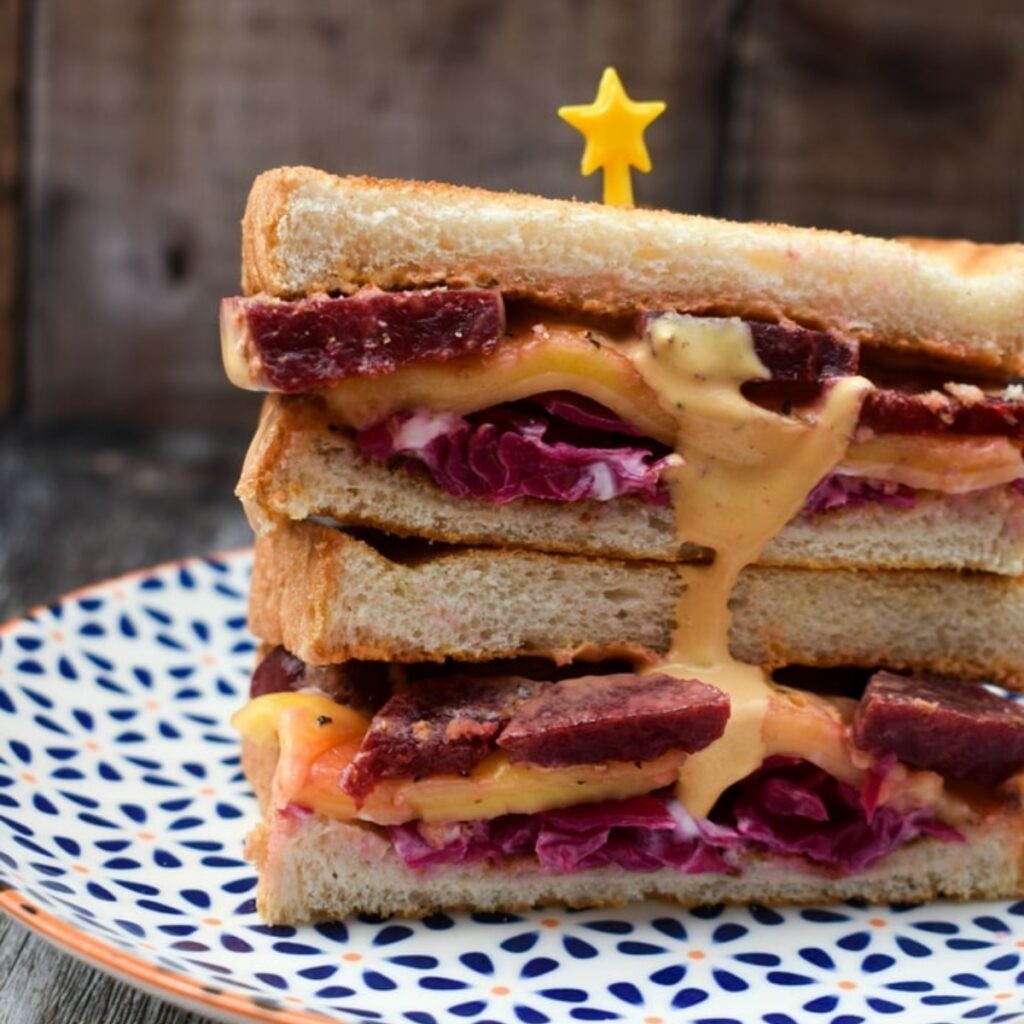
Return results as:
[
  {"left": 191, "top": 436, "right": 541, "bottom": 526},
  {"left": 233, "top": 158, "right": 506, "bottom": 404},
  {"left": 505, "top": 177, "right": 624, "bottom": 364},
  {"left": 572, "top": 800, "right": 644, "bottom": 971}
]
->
[
  {"left": 0, "top": 915, "right": 208, "bottom": 1024},
  {"left": 24, "top": 0, "right": 735, "bottom": 425},
  {"left": 0, "top": 423, "right": 251, "bottom": 618},
  {"left": 721, "top": 0, "right": 1024, "bottom": 238},
  {"left": 0, "top": 424, "right": 251, "bottom": 1024},
  {"left": 0, "top": 0, "right": 21, "bottom": 412}
]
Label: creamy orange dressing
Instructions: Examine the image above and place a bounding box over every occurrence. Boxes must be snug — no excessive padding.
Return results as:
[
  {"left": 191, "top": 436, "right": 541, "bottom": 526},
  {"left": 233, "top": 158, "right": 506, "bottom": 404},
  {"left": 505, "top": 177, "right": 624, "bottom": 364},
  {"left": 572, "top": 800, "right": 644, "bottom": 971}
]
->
[{"left": 628, "top": 314, "right": 872, "bottom": 816}]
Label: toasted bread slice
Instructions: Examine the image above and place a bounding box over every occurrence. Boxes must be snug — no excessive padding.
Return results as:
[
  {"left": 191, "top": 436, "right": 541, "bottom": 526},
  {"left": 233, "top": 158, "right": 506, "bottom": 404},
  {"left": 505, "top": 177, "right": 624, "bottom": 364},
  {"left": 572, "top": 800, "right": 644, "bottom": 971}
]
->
[
  {"left": 249, "top": 519, "right": 1024, "bottom": 686},
  {"left": 241, "top": 167, "right": 1024, "bottom": 372},
  {"left": 239, "top": 395, "right": 1024, "bottom": 575}
]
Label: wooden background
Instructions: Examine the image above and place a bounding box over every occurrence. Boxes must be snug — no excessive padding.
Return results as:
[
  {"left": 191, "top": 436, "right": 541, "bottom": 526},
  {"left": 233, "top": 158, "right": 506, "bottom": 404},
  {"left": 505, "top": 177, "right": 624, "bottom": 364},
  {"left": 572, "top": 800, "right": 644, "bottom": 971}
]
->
[{"left": 4, "top": 0, "right": 1024, "bottom": 426}]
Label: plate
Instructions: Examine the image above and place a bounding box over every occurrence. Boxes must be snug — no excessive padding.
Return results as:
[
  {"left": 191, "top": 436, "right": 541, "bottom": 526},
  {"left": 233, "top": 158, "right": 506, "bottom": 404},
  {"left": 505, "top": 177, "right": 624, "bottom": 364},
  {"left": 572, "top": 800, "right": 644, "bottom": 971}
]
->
[{"left": 1, "top": 552, "right": 1023, "bottom": 1024}]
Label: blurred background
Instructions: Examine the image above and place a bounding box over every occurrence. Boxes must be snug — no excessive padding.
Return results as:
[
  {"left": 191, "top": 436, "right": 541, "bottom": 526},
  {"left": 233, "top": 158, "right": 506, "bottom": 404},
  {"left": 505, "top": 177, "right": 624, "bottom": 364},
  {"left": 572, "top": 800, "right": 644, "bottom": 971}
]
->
[
  {"left": 3, "top": 1, "right": 1024, "bottom": 1021},
  {"left": 5, "top": 0, "right": 1024, "bottom": 613}
]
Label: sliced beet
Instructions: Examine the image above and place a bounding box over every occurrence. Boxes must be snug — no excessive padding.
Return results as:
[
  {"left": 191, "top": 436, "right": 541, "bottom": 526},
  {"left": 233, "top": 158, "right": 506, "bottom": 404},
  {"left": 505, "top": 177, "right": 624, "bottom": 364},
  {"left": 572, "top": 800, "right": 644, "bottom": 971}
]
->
[
  {"left": 232, "top": 288, "right": 505, "bottom": 391},
  {"left": 340, "top": 674, "right": 544, "bottom": 802},
  {"left": 853, "top": 671, "right": 1024, "bottom": 784},
  {"left": 249, "top": 646, "right": 306, "bottom": 698},
  {"left": 497, "top": 673, "right": 729, "bottom": 767},
  {"left": 248, "top": 646, "right": 389, "bottom": 715},
  {"left": 859, "top": 388, "right": 1024, "bottom": 439},
  {"left": 749, "top": 322, "right": 859, "bottom": 382}
]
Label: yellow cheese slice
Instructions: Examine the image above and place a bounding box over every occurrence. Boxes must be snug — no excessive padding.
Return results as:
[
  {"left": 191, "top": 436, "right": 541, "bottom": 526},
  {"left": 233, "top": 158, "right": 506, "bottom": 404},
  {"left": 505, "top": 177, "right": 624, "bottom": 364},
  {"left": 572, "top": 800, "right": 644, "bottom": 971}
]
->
[
  {"left": 319, "top": 322, "right": 678, "bottom": 442},
  {"left": 312, "top": 322, "right": 1020, "bottom": 497},
  {"left": 234, "top": 692, "right": 690, "bottom": 825},
  {"left": 838, "top": 433, "right": 1023, "bottom": 493}
]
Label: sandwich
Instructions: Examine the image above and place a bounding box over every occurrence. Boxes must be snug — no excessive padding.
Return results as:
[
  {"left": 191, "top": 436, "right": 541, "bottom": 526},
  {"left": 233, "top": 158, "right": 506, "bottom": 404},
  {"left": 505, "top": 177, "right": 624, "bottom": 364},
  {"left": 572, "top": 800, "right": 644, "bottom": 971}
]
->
[{"left": 224, "top": 167, "right": 1024, "bottom": 923}]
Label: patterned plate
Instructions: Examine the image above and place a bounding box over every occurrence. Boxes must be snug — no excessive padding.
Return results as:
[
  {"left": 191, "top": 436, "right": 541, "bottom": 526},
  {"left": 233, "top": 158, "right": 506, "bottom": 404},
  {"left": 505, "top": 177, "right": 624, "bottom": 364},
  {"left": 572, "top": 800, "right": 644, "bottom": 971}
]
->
[{"left": 1, "top": 552, "right": 1024, "bottom": 1024}]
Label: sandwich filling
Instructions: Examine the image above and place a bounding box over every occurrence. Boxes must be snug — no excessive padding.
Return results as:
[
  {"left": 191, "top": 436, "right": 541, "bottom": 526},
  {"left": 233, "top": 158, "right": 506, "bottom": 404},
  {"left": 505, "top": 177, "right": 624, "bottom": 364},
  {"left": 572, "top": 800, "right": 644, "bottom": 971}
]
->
[
  {"left": 228, "top": 286, "right": 1024, "bottom": 882},
  {"left": 224, "top": 292, "right": 1024, "bottom": 518},
  {"left": 236, "top": 648, "right": 1024, "bottom": 877},
  {"left": 354, "top": 398, "right": 1024, "bottom": 511}
]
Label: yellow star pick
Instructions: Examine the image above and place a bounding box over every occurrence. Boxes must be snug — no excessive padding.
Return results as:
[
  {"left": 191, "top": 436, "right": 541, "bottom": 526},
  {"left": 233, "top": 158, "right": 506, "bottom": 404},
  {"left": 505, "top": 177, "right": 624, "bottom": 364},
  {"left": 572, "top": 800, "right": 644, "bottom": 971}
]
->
[{"left": 558, "top": 67, "right": 666, "bottom": 207}]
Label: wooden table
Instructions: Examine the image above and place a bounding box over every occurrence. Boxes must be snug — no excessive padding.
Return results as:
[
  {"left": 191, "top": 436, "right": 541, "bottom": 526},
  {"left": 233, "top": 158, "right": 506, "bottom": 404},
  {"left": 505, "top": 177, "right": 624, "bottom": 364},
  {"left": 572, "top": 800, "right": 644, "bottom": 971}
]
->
[{"left": 0, "top": 421, "right": 253, "bottom": 1024}]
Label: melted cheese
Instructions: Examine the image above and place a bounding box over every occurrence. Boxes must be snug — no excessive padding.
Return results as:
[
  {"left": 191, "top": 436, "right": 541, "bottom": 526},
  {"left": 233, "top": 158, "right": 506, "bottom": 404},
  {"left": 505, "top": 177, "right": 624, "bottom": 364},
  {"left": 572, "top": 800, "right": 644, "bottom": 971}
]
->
[
  {"left": 838, "top": 433, "right": 1023, "bottom": 493},
  {"left": 320, "top": 322, "right": 678, "bottom": 444},
  {"left": 315, "top": 321, "right": 1011, "bottom": 496},
  {"left": 627, "top": 314, "right": 872, "bottom": 816},
  {"left": 232, "top": 691, "right": 368, "bottom": 812}
]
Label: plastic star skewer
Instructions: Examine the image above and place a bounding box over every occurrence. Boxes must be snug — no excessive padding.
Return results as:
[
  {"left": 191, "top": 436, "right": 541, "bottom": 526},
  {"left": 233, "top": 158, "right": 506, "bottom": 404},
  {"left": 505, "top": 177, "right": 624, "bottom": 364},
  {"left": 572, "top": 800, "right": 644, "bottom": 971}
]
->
[{"left": 559, "top": 67, "right": 666, "bottom": 207}]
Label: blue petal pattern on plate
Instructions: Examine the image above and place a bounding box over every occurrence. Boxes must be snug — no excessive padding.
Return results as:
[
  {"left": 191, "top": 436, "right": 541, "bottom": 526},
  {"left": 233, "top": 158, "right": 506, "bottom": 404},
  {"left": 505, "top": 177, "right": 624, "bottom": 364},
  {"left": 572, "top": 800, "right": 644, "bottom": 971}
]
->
[{"left": 0, "top": 551, "right": 1023, "bottom": 1024}]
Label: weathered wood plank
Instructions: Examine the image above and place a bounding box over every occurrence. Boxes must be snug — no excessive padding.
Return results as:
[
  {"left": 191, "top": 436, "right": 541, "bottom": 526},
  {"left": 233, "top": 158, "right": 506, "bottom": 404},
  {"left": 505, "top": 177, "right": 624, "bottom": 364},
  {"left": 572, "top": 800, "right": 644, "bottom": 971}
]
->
[
  {"left": 0, "top": 917, "right": 209, "bottom": 1024},
  {"left": 0, "top": 0, "right": 21, "bottom": 412},
  {"left": 25, "top": 0, "right": 735, "bottom": 425},
  {"left": 722, "top": 0, "right": 1024, "bottom": 239},
  {"left": 0, "top": 422, "right": 251, "bottom": 619}
]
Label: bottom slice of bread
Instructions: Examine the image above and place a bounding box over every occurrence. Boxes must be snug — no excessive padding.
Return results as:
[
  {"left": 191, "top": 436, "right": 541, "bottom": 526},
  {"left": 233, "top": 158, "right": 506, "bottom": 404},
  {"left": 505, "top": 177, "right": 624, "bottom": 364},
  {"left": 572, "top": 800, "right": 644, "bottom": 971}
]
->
[
  {"left": 243, "top": 738, "right": 1024, "bottom": 923},
  {"left": 246, "top": 811, "right": 1024, "bottom": 924}
]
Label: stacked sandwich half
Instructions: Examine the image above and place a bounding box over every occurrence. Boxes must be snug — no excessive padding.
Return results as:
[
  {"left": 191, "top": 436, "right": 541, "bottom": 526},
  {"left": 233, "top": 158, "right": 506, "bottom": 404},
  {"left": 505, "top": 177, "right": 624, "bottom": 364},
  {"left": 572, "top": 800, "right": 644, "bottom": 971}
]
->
[{"left": 225, "top": 167, "right": 1024, "bottom": 923}]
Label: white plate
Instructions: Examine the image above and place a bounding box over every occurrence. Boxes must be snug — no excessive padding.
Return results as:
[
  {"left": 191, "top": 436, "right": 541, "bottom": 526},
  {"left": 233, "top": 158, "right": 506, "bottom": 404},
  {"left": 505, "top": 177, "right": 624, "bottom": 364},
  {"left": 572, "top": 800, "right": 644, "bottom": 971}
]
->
[{"left": 1, "top": 551, "right": 1023, "bottom": 1024}]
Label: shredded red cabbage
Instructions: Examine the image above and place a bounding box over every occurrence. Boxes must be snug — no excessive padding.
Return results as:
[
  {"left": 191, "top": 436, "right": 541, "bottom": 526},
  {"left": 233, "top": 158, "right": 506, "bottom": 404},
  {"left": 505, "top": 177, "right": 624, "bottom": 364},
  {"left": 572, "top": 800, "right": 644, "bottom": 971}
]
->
[
  {"left": 386, "top": 758, "right": 961, "bottom": 876},
  {"left": 357, "top": 395, "right": 1024, "bottom": 512},
  {"left": 804, "top": 475, "right": 917, "bottom": 515},
  {"left": 356, "top": 394, "right": 674, "bottom": 505},
  {"left": 388, "top": 793, "right": 732, "bottom": 874},
  {"left": 530, "top": 392, "right": 643, "bottom": 436},
  {"left": 711, "top": 757, "right": 961, "bottom": 872},
  {"left": 804, "top": 476, "right": 1024, "bottom": 515}
]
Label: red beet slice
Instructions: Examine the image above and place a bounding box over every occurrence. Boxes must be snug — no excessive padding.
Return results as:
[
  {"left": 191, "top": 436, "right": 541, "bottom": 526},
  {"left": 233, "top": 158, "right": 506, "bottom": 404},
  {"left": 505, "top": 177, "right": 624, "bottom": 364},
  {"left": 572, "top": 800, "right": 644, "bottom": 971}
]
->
[
  {"left": 859, "top": 389, "right": 1024, "bottom": 439},
  {"left": 498, "top": 673, "right": 729, "bottom": 767},
  {"left": 853, "top": 670, "right": 1024, "bottom": 784},
  {"left": 340, "top": 675, "right": 544, "bottom": 802},
  {"left": 227, "top": 288, "right": 505, "bottom": 391},
  {"left": 749, "top": 322, "right": 859, "bottom": 382}
]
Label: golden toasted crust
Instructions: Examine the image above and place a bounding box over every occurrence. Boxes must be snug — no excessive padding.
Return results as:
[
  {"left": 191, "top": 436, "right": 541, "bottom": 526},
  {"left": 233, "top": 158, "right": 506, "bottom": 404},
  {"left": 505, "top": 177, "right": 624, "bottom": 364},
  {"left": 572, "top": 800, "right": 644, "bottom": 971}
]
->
[
  {"left": 239, "top": 166, "right": 1024, "bottom": 371},
  {"left": 241, "top": 170, "right": 296, "bottom": 296}
]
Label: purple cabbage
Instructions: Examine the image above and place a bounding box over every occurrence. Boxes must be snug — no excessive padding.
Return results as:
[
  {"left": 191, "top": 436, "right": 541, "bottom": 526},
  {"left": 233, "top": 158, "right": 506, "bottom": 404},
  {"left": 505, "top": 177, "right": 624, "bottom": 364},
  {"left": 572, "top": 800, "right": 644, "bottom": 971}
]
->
[
  {"left": 356, "top": 394, "right": 674, "bottom": 505},
  {"left": 712, "top": 756, "right": 962, "bottom": 872},
  {"left": 804, "top": 475, "right": 1024, "bottom": 516},
  {"left": 530, "top": 391, "right": 643, "bottom": 436},
  {"left": 388, "top": 793, "right": 732, "bottom": 875},
  {"left": 386, "top": 758, "right": 962, "bottom": 877},
  {"left": 804, "top": 475, "right": 917, "bottom": 515},
  {"left": 357, "top": 393, "right": 1024, "bottom": 512}
]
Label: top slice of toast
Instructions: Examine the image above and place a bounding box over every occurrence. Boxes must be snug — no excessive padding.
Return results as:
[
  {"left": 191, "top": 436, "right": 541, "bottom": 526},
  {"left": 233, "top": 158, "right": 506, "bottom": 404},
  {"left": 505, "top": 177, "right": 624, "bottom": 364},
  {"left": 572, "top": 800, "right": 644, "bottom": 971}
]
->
[{"left": 240, "top": 166, "right": 1024, "bottom": 373}]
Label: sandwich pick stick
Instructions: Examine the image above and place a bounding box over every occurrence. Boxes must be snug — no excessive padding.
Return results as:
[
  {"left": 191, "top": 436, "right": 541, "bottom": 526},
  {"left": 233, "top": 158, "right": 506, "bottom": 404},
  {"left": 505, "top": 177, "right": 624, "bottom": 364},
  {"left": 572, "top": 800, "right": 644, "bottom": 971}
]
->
[{"left": 558, "top": 67, "right": 666, "bottom": 207}]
